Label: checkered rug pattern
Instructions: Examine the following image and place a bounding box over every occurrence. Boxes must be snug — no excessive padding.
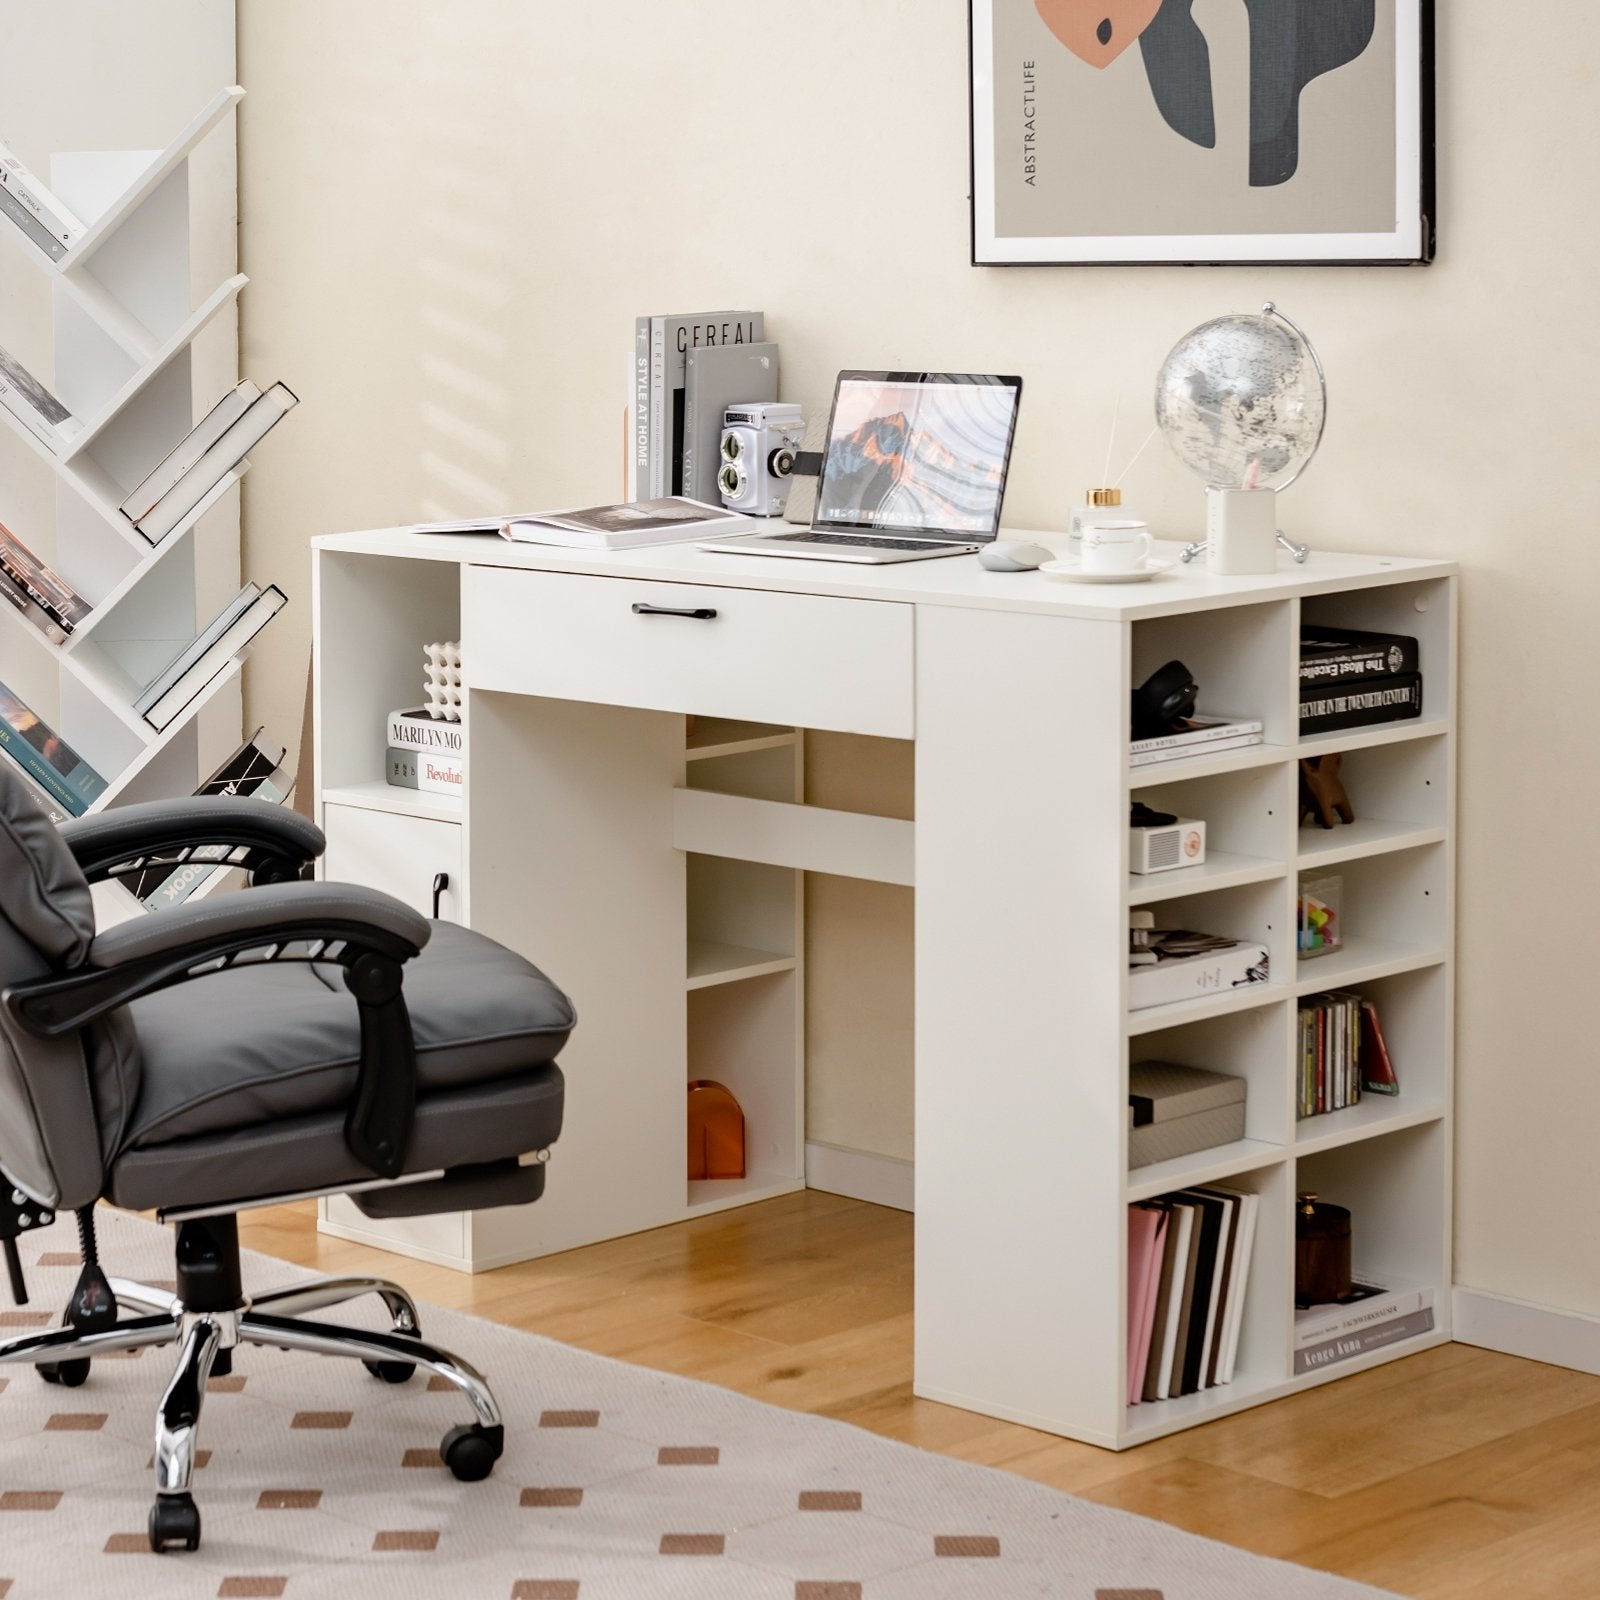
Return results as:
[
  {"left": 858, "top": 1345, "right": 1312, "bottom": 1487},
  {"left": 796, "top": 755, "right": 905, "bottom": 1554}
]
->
[{"left": 0, "top": 1208, "right": 1397, "bottom": 1599}]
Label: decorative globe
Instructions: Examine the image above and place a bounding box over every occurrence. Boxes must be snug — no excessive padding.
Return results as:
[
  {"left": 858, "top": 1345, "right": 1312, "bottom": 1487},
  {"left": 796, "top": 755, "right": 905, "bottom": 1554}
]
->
[{"left": 1155, "top": 303, "right": 1327, "bottom": 492}]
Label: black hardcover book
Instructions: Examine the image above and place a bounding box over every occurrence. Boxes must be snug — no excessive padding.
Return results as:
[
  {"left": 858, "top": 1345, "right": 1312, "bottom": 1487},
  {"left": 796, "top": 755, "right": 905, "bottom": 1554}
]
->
[
  {"left": 1300, "top": 625, "right": 1419, "bottom": 687},
  {"left": 1175, "top": 1191, "right": 1225, "bottom": 1395},
  {"left": 1300, "top": 671, "right": 1423, "bottom": 736}
]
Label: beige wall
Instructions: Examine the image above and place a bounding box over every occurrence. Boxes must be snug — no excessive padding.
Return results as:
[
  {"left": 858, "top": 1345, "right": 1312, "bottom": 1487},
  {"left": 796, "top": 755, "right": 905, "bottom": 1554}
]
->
[{"left": 237, "top": 1, "right": 1600, "bottom": 1316}]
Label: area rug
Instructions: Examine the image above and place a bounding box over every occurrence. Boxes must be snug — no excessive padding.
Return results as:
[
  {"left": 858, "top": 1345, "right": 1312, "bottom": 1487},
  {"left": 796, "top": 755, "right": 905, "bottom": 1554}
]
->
[{"left": 0, "top": 1208, "right": 1397, "bottom": 1599}]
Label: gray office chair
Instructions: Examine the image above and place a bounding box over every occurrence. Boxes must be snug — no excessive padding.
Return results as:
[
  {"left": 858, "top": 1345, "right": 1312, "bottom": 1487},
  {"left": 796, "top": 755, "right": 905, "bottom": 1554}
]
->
[{"left": 0, "top": 766, "right": 571, "bottom": 1552}]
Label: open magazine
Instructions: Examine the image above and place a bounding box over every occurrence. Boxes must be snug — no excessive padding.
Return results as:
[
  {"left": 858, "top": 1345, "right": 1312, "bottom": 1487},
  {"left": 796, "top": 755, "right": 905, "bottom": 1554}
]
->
[{"left": 502, "top": 498, "right": 748, "bottom": 550}]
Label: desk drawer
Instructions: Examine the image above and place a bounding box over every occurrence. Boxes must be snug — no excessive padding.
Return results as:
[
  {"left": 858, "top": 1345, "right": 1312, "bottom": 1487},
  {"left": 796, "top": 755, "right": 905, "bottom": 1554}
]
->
[{"left": 463, "top": 567, "right": 913, "bottom": 737}]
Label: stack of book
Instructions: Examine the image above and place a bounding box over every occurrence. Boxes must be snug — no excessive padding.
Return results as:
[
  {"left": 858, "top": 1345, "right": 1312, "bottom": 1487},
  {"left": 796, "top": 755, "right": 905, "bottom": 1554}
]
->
[
  {"left": 0, "top": 341, "right": 83, "bottom": 453},
  {"left": 1298, "top": 991, "right": 1398, "bottom": 1118},
  {"left": 124, "top": 731, "right": 293, "bottom": 911},
  {"left": 0, "top": 677, "right": 106, "bottom": 818},
  {"left": 1130, "top": 714, "right": 1263, "bottom": 769},
  {"left": 0, "top": 522, "right": 92, "bottom": 644},
  {"left": 1299, "top": 624, "right": 1422, "bottom": 735},
  {"left": 631, "top": 309, "right": 774, "bottom": 504},
  {"left": 120, "top": 379, "right": 298, "bottom": 545},
  {"left": 387, "top": 706, "right": 464, "bottom": 798},
  {"left": 1128, "top": 914, "right": 1270, "bottom": 1010},
  {"left": 1128, "top": 1184, "right": 1260, "bottom": 1404},
  {"left": 1294, "top": 1281, "right": 1435, "bottom": 1375},
  {"left": 134, "top": 582, "right": 286, "bottom": 732},
  {"left": 0, "top": 137, "right": 83, "bottom": 262}
]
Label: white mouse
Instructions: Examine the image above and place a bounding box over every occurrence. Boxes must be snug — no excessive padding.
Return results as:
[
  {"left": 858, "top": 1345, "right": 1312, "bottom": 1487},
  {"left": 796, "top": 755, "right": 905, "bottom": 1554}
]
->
[{"left": 979, "top": 540, "right": 1054, "bottom": 572}]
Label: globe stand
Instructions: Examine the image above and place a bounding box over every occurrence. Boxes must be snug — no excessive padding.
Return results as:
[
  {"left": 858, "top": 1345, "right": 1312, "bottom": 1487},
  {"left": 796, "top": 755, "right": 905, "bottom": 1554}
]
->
[{"left": 1177, "top": 531, "right": 1311, "bottom": 566}]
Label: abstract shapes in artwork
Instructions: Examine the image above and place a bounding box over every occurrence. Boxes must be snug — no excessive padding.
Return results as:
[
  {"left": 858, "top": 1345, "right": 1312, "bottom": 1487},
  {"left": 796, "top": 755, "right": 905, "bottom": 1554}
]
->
[
  {"left": 1034, "top": 0, "right": 1163, "bottom": 69},
  {"left": 1044, "top": 0, "right": 1377, "bottom": 185}
]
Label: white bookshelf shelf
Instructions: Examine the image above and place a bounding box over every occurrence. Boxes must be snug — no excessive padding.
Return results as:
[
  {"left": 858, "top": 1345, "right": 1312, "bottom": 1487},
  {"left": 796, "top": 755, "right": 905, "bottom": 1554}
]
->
[
  {"left": 1126, "top": 982, "right": 1289, "bottom": 1037},
  {"left": 1293, "top": 939, "right": 1445, "bottom": 995},
  {"left": 57, "top": 85, "right": 244, "bottom": 273},
  {"left": 1125, "top": 1140, "right": 1286, "bottom": 1204},
  {"left": 1296, "top": 818, "right": 1447, "bottom": 869},
  {"left": 1297, "top": 717, "right": 1450, "bottom": 758},
  {"left": 88, "top": 659, "right": 242, "bottom": 812},
  {"left": 1129, "top": 743, "right": 1293, "bottom": 790},
  {"left": 687, "top": 940, "right": 796, "bottom": 991},
  {"left": 1127, "top": 851, "right": 1285, "bottom": 906},
  {"left": 686, "top": 1171, "right": 806, "bottom": 1217},
  {"left": 686, "top": 719, "right": 798, "bottom": 761},
  {"left": 1293, "top": 1099, "right": 1446, "bottom": 1156}
]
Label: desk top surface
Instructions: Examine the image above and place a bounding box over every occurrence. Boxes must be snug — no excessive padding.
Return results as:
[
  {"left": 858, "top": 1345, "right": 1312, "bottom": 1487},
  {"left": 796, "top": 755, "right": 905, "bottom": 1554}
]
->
[{"left": 313, "top": 526, "right": 1456, "bottom": 622}]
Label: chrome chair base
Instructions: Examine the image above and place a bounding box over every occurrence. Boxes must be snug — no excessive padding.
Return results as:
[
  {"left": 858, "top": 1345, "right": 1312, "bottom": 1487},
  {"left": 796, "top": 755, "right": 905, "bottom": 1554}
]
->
[{"left": 0, "top": 1272, "right": 504, "bottom": 1553}]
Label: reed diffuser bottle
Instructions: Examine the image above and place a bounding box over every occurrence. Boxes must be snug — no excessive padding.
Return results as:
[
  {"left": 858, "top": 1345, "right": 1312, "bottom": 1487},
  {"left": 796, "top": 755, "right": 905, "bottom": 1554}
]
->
[{"left": 1068, "top": 487, "right": 1139, "bottom": 543}]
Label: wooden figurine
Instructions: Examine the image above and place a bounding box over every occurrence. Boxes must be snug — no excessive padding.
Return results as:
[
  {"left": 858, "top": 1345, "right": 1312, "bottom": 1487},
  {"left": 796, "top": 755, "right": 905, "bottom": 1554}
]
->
[{"left": 1299, "top": 752, "right": 1354, "bottom": 829}]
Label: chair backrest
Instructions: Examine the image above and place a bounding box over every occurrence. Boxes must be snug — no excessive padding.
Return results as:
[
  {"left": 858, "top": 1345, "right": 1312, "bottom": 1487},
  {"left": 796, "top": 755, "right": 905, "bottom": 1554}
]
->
[{"left": 0, "top": 763, "right": 113, "bottom": 1208}]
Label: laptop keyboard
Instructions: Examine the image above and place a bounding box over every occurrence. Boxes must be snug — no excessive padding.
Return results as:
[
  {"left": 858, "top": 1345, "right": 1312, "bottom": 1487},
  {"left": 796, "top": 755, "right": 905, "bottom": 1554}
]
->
[{"left": 768, "top": 532, "right": 950, "bottom": 552}]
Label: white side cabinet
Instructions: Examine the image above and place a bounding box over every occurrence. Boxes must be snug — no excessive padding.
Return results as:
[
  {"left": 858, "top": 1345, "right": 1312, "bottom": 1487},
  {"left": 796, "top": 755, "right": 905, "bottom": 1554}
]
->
[{"left": 322, "top": 802, "right": 461, "bottom": 923}]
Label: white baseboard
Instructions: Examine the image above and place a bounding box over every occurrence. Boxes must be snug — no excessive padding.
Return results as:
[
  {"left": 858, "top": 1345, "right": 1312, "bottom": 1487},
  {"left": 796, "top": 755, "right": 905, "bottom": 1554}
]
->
[
  {"left": 1452, "top": 1287, "right": 1600, "bottom": 1376},
  {"left": 804, "top": 1141, "right": 913, "bottom": 1213}
]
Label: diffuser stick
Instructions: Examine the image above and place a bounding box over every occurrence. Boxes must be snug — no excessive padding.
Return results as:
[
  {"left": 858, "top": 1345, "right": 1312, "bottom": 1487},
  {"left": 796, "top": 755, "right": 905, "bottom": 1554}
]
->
[
  {"left": 1113, "top": 424, "right": 1160, "bottom": 489},
  {"left": 1101, "top": 396, "right": 1121, "bottom": 487}
]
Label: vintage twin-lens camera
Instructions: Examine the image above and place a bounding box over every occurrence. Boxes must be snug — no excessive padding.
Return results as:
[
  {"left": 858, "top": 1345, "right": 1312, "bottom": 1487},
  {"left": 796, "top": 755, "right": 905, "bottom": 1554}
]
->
[{"left": 718, "top": 402, "right": 806, "bottom": 517}]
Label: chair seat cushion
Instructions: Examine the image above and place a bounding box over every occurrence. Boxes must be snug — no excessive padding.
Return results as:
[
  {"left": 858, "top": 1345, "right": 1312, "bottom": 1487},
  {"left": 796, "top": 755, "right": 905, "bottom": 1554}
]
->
[{"left": 121, "top": 920, "right": 574, "bottom": 1152}]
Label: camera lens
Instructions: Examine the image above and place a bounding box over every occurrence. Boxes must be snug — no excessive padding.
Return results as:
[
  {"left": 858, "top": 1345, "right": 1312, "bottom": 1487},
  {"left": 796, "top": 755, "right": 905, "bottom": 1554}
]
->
[
  {"left": 719, "top": 463, "right": 745, "bottom": 497},
  {"left": 769, "top": 448, "right": 796, "bottom": 478},
  {"left": 721, "top": 432, "right": 742, "bottom": 461}
]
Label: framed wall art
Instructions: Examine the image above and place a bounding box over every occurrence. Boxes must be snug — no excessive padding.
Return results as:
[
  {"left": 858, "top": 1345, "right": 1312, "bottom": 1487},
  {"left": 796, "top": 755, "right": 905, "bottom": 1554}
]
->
[{"left": 969, "top": 0, "right": 1435, "bottom": 265}]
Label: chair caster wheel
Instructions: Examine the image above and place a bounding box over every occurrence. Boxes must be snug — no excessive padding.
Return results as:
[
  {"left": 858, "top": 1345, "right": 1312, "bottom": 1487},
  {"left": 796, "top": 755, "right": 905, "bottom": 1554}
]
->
[
  {"left": 148, "top": 1492, "right": 201, "bottom": 1553},
  {"left": 363, "top": 1358, "right": 416, "bottom": 1384},
  {"left": 440, "top": 1422, "right": 503, "bottom": 1482},
  {"left": 38, "top": 1359, "right": 90, "bottom": 1387}
]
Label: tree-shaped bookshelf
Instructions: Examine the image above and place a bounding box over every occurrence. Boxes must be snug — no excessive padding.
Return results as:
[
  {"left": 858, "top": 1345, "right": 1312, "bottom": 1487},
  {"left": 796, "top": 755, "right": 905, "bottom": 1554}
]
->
[{"left": 0, "top": 86, "right": 291, "bottom": 918}]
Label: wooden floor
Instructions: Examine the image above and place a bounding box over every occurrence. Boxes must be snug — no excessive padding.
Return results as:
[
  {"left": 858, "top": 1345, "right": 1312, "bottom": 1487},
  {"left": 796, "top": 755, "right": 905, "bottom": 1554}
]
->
[{"left": 240, "top": 1190, "right": 1600, "bottom": 1599}]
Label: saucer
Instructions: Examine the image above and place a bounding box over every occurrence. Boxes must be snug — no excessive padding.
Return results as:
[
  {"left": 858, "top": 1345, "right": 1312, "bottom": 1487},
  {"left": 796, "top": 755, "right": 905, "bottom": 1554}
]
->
[{"left": 1040, "top": 558, "right": 1172, "bottom": 585}]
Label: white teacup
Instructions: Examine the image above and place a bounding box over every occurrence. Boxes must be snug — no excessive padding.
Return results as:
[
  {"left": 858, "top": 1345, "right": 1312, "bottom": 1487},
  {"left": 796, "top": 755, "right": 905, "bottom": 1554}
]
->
[{"left": 1080, "top": 519, "right": 1153, "bottom": 574}]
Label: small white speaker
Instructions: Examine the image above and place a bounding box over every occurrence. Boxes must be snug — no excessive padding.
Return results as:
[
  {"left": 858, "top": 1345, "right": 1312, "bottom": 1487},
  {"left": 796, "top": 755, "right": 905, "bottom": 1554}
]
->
[{"left": 1130, "top": 816, "right": 1206, "bottom": 875}]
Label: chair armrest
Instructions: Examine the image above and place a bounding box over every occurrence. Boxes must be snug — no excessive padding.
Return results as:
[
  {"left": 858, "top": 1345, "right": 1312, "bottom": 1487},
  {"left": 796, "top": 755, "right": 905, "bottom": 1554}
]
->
[
  {"left": 2, "top": 882, "right": 431, "bottom": 1180},
  {"left": 58, "top": 797, "right": 325, "bottom": 887}
]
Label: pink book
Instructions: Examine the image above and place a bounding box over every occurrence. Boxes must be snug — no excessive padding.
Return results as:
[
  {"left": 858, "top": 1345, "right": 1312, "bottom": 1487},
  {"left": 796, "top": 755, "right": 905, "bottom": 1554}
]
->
[{"left": 1127, "top": 1203, "right": 1169, "bottom": 1405}]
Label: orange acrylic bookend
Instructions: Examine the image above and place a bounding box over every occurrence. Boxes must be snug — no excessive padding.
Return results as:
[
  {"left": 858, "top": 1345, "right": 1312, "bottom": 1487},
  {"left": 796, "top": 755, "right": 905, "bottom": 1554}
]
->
[{"left": 687, "top": 1079, "right": 745, "bottom": 1180}]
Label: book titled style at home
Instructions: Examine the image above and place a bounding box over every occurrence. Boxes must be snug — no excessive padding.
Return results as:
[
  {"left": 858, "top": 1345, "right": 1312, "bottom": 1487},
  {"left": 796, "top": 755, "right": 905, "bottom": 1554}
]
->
[
  {"left": 0, "top": 677, "right": 106, "bottom": 816},
  {"left": 0, "top": 521, "right": 92, "bottom": 644},
  {"left": 502, "top": 497, "right": 747, "bottom": 550},
  {"left": 0, "top": 340, "right": 84, "bottom": 452}
]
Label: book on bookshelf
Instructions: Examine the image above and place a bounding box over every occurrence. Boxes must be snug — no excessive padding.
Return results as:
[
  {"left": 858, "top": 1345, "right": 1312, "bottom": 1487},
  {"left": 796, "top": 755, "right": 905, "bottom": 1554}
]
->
[
  {"left": 1298, "top": 991, "right": 1375, "bottom": 1118},
  {"left": 135, "top": 381, "right": 298, "bottom": 544},
  {"left": 1126, "top": 1202, "right": 1169, "bottom": 1405},
  {"left": 0, "top": 340, "right": 83, "bottom": 452},
  {"left": 1299, "top": 672, "right": 1423, "bottom": 736},
  {"left": 502, "top": 497, "right": 747, "bottom": 550},
  {"left": 681, "top": 342, "right": 779, "bottom": 505},
  {"left": 1145, "top": 1198, "right": 1195, "bottom": 1401},
  {"left": 0, "top": 139, "right": 83, "bottom": 261},
  {"left": 1130, "top": 716, "right": 1264, "bottom": 767},
  {"left": 386, "top": 745, "right": 462, "bottom": 796},
  {"left": 1294, "top": 1281, "right": 1434, "bottom": 1349},
  {"left": 135, "top": 582, "right": 286, "bottom": 731},
  {"left": 120, "top": 379, "right": 261, "bottom": 523},
  {"left": 643, "top": 311, "right": 764, "bottom": 498},
  {"left": 1360, "top": 1000, "right": 1400, "bottom": 1095},
  {"left": 125, "top": 730, "right": 292, "bottom": 910},
  {"left": 387, "top": 708, "right": 466, "bottom": 755},
  {"left": 0, "top": 521, "right": 92, "bottom": 644},
  {"left": 1128, "top": 935, "right": 1270, "bottom": 1011},
  {"left": 1294, "top": 1303, "right": 1435, "bottom": 1375},
  {"left": 1300, "top": 625, "right": 1419, "bottom": 687},
  {"left": 0, "top": 678, "right": 106, "bottom": 815}
]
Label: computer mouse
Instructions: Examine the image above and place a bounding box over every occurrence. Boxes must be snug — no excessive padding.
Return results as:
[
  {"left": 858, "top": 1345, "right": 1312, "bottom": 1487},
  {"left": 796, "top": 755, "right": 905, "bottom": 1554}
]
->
[{"left": 979, "top": 540, "right": 1054, "bottom": 572}]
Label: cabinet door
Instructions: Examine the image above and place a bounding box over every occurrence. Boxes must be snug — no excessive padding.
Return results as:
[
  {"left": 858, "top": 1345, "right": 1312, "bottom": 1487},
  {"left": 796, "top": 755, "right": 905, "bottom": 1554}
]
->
[{"left": 321, "top": 804, "right": 463, "bottom": 922}]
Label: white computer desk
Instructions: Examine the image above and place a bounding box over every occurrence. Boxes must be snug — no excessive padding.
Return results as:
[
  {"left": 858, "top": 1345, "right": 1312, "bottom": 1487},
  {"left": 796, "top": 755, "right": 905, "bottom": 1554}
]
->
[{"left": 311, "top": 526, "right": 1457, "bottom": 1447}]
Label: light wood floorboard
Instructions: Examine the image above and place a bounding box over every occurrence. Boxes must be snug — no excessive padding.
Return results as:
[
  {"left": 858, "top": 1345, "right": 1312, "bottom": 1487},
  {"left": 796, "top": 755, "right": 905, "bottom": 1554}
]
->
[{"left": 238, "top": 1190, "right": 1600, "bottom": 1598}]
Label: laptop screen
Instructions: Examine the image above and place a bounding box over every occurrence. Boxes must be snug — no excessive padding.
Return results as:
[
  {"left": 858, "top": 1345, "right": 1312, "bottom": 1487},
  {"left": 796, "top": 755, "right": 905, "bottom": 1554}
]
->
[{"left": 810, "top": 371, "right": 1023, "bottom": 542}]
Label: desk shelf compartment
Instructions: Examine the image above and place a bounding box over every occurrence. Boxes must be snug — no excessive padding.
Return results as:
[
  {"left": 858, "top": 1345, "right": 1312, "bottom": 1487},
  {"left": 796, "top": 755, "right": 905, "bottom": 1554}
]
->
[
  {"left": 1127, "top": 1004, "right": 1292, "bottom": 1194},
  {"left": 1132, "top": 599, "right": 1297, "bottom": 752},
  {"left": 314, "top": 551, "right": 462, "bottom": 802},
  {"left": 1122, "top": 1160, "right": 1293, "bottom": 1445},
  {"left": 1129, "top": 763, "right": 1294, "bottom": 907},
  {"left": 1296, "top": 733, "right": 1449, "bottom": 869},
  {"left": 1294, "top": 963, "right": 1449, "bottom": 1152},
  {"left": 1292, "top": 1121, "right": 1450, "bottom": 1346}
]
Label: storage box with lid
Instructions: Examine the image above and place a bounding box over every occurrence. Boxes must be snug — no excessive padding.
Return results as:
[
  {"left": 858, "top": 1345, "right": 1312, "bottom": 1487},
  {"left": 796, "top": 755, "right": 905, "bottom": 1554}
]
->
[{"left": 1128, "top": 1060, "right": 1247, "bottom": 1167}]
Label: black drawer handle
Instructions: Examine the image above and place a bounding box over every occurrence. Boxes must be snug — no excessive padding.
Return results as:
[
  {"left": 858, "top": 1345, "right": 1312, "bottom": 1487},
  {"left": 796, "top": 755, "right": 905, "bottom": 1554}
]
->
[
  {"left": 632, "top": 602, "right": 718, "bottom": 620},
  {"left": 432, "top": 872, "right": 449, "bottom": 918}
]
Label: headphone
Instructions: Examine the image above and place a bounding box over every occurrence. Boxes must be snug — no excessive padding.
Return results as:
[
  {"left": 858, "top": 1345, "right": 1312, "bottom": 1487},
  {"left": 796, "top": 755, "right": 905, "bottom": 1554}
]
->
[{"left": 1131, "top": 659, "right": 1199, "bottom": 740}]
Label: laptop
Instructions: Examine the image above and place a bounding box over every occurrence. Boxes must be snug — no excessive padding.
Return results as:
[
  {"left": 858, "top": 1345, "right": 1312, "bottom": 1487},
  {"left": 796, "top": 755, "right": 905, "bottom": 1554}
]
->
[{"left": 704, "top": 370, "right": 1023, "bottom": 564}]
